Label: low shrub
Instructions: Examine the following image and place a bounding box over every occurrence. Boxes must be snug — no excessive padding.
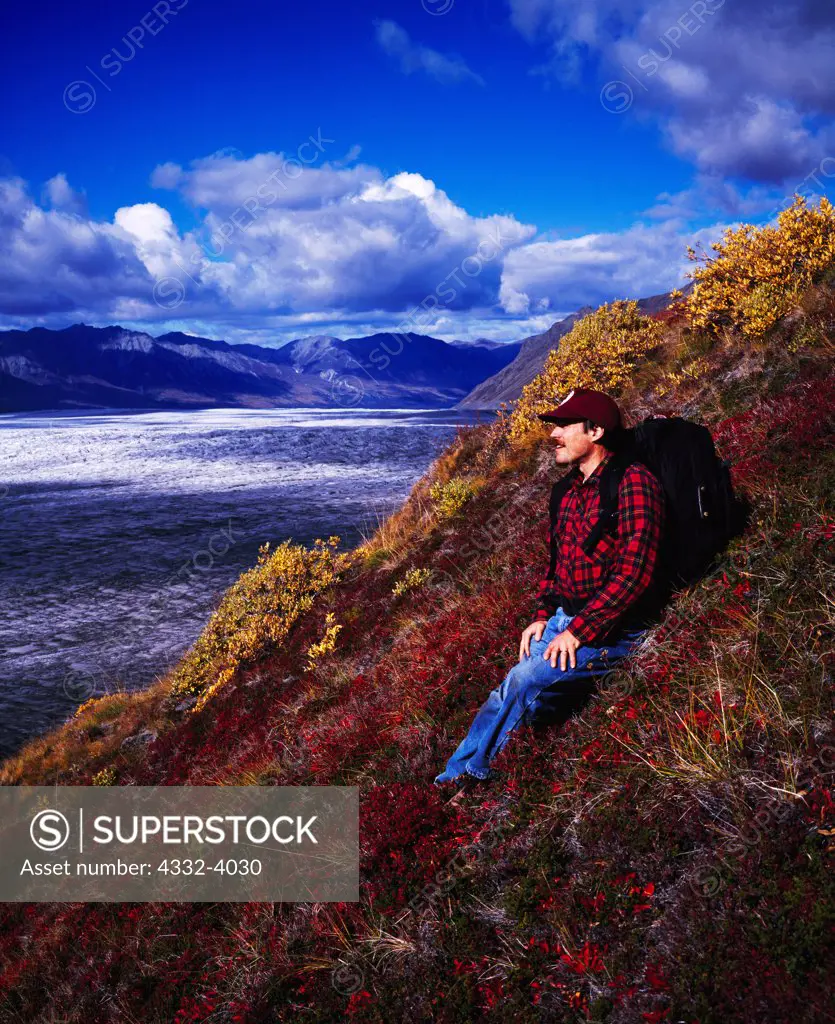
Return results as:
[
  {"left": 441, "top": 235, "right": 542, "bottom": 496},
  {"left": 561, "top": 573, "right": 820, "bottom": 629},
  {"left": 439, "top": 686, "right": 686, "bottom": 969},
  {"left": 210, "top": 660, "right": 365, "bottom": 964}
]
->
[
  {"left": 169, "top": 536, "right": 351, "bottom": 712},
  {"left": 686, "top": 195, "right": 835, "bottom": 338},
  {"left": 392, "top": 566, "right": 432, "bottom": 597},
  {"left": 429, "top": 476, "right": 482, "bottom": 520}
]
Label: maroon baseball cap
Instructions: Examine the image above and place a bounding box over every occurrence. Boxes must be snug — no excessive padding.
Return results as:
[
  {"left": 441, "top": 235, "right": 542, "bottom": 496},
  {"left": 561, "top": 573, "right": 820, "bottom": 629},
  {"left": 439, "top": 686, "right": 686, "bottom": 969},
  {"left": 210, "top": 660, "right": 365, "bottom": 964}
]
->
[{"left": 537, "top": 387, "right": 622, "bottom": 431}]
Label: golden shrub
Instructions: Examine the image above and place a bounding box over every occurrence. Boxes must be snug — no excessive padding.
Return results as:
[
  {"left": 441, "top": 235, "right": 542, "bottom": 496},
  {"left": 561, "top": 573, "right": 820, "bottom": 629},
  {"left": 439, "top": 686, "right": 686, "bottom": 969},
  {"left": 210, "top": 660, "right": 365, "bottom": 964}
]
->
[
  {"left": 73, "top": 696, "right": 101, "bottom": 719},
  {"left": 170, "top": 536, "right": 351, "bottom": 712},
  {"left": 392, "top": 566, "right": 432, "bottom": 597},
  {"left": 305, "top": 611, "right": 343, "bottom": 669},
  {"left": 685, "top": 195, "right": 835, "bottom": 338},
  {"left": 656, "top": 356, "right": 711, "bottom": 396},
  {"left": 507, "top": 299, "right": 664, "bottom": 444},
  {"left": 429, "top": 476, "right": 481, "bottom": 520}
]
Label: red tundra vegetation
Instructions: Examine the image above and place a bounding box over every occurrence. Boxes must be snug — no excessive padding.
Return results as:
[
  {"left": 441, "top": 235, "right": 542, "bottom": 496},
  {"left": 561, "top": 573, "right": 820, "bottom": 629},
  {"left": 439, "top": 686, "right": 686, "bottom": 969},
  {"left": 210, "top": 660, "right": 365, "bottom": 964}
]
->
[{"left": 1, "top": 200, "right": 833, "bottom": 1023}]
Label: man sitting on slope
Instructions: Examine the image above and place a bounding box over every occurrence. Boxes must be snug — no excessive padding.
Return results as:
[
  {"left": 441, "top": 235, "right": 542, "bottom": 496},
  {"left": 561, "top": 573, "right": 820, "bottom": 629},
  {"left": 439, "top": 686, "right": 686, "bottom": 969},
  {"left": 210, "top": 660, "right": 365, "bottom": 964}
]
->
[{"left": 434, "top": 387, "right": 666, "bottom": 800}]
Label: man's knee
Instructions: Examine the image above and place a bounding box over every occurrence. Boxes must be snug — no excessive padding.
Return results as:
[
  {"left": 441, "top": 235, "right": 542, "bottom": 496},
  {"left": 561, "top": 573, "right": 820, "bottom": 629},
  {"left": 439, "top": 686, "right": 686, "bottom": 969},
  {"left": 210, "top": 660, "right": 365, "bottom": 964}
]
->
[{"left": 505, "top": 661, "right": 541, "bottom": 700}]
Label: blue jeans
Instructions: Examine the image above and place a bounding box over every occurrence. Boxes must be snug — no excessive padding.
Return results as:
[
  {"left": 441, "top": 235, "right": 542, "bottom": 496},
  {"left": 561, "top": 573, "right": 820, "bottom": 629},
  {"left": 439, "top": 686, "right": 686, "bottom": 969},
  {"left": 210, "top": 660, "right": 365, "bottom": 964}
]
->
[{"left": 434, "top": 608, "right": 646, "bottom": 784}]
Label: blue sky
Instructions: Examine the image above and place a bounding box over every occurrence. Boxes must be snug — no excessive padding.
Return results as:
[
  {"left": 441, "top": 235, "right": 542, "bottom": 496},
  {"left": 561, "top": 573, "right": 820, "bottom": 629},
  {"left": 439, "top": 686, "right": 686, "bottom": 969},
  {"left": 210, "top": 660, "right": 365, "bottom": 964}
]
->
[{"left": 1, "top": 0, "right": 833, "bottom": 345}]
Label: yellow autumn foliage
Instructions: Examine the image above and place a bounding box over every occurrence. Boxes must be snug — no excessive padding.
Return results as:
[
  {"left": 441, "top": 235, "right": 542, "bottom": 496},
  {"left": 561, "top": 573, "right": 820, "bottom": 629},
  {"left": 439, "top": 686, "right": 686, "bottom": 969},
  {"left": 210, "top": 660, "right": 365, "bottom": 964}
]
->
[
  {"left": 392, "top": 566, "right": 432, "bottom": 598},
  {"left": 170, "top": 536, "right": 351, "bottom": 712},
  {"left": 74, "top": 696, "right": 101, "bottom": 718},
  {"left": 429, "top": 476, "right": 482, "bottom": 520},
  {"left": 506, "top": 299, "right": 664, "bottom": 444},
  {"left": 305, "top": 611, "right": 343, "bottom": 669},
  {"left": 656, "top": 356, "right": 711, "bottom": 396},
  {"left": 685, "top": 195, "right": 835, "bottom": 338}
]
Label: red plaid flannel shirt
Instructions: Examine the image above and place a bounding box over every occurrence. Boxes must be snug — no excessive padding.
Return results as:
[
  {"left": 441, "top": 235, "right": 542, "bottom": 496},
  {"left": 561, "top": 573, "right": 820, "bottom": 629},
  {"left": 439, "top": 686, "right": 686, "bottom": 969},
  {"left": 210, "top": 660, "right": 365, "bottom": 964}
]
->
[{"left": 533, "top": 452, "right": 665, "bottom": 645}]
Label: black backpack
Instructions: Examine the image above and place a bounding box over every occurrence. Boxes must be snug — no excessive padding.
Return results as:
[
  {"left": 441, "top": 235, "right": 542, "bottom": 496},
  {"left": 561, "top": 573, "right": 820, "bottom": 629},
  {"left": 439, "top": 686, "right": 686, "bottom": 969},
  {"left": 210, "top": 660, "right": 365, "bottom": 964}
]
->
[{"left": 550, "top": 416, "right": 751, "bottom": 595}]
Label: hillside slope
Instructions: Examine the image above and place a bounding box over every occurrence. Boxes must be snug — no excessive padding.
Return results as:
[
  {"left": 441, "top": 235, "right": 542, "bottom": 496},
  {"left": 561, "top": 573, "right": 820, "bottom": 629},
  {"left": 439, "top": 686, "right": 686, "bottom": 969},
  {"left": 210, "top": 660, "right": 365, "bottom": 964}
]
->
[
  {"left": 1, "top": 200, "right": 834, "bottom": 1024},
  {"left": 456, "top": 289, "right": 686, "bottom": 410}
]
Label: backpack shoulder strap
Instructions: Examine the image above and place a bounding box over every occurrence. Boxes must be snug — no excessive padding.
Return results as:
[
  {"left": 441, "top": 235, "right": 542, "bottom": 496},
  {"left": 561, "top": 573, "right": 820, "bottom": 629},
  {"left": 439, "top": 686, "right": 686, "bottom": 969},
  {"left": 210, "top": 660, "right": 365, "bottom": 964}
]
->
[
  {"left": 580, "top": 452, "right": 633, "bottom": 556},
  {"left": 543, "top": 470, "right": 578, "bottom": 585}
]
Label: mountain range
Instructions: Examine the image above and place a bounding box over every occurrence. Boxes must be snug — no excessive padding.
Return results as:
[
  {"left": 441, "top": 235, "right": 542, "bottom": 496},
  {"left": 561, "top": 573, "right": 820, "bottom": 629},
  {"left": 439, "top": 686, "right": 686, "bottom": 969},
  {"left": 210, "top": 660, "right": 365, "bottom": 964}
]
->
[
  {"left": 0, "top": 290, "right": 679, "bottom": 414},
  {"left": 0, "top": 326, "right": 521, "bottom": 414}
]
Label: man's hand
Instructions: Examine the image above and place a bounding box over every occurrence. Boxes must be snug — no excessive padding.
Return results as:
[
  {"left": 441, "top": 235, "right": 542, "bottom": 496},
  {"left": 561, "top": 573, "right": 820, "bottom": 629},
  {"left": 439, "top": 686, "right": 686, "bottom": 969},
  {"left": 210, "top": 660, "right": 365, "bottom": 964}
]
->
[
  {"left": 519, "top": 620, "right": 546, "bottom": 661},
  {"left": 542, "top": 628, "right": 581, "bottom": 670}
]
